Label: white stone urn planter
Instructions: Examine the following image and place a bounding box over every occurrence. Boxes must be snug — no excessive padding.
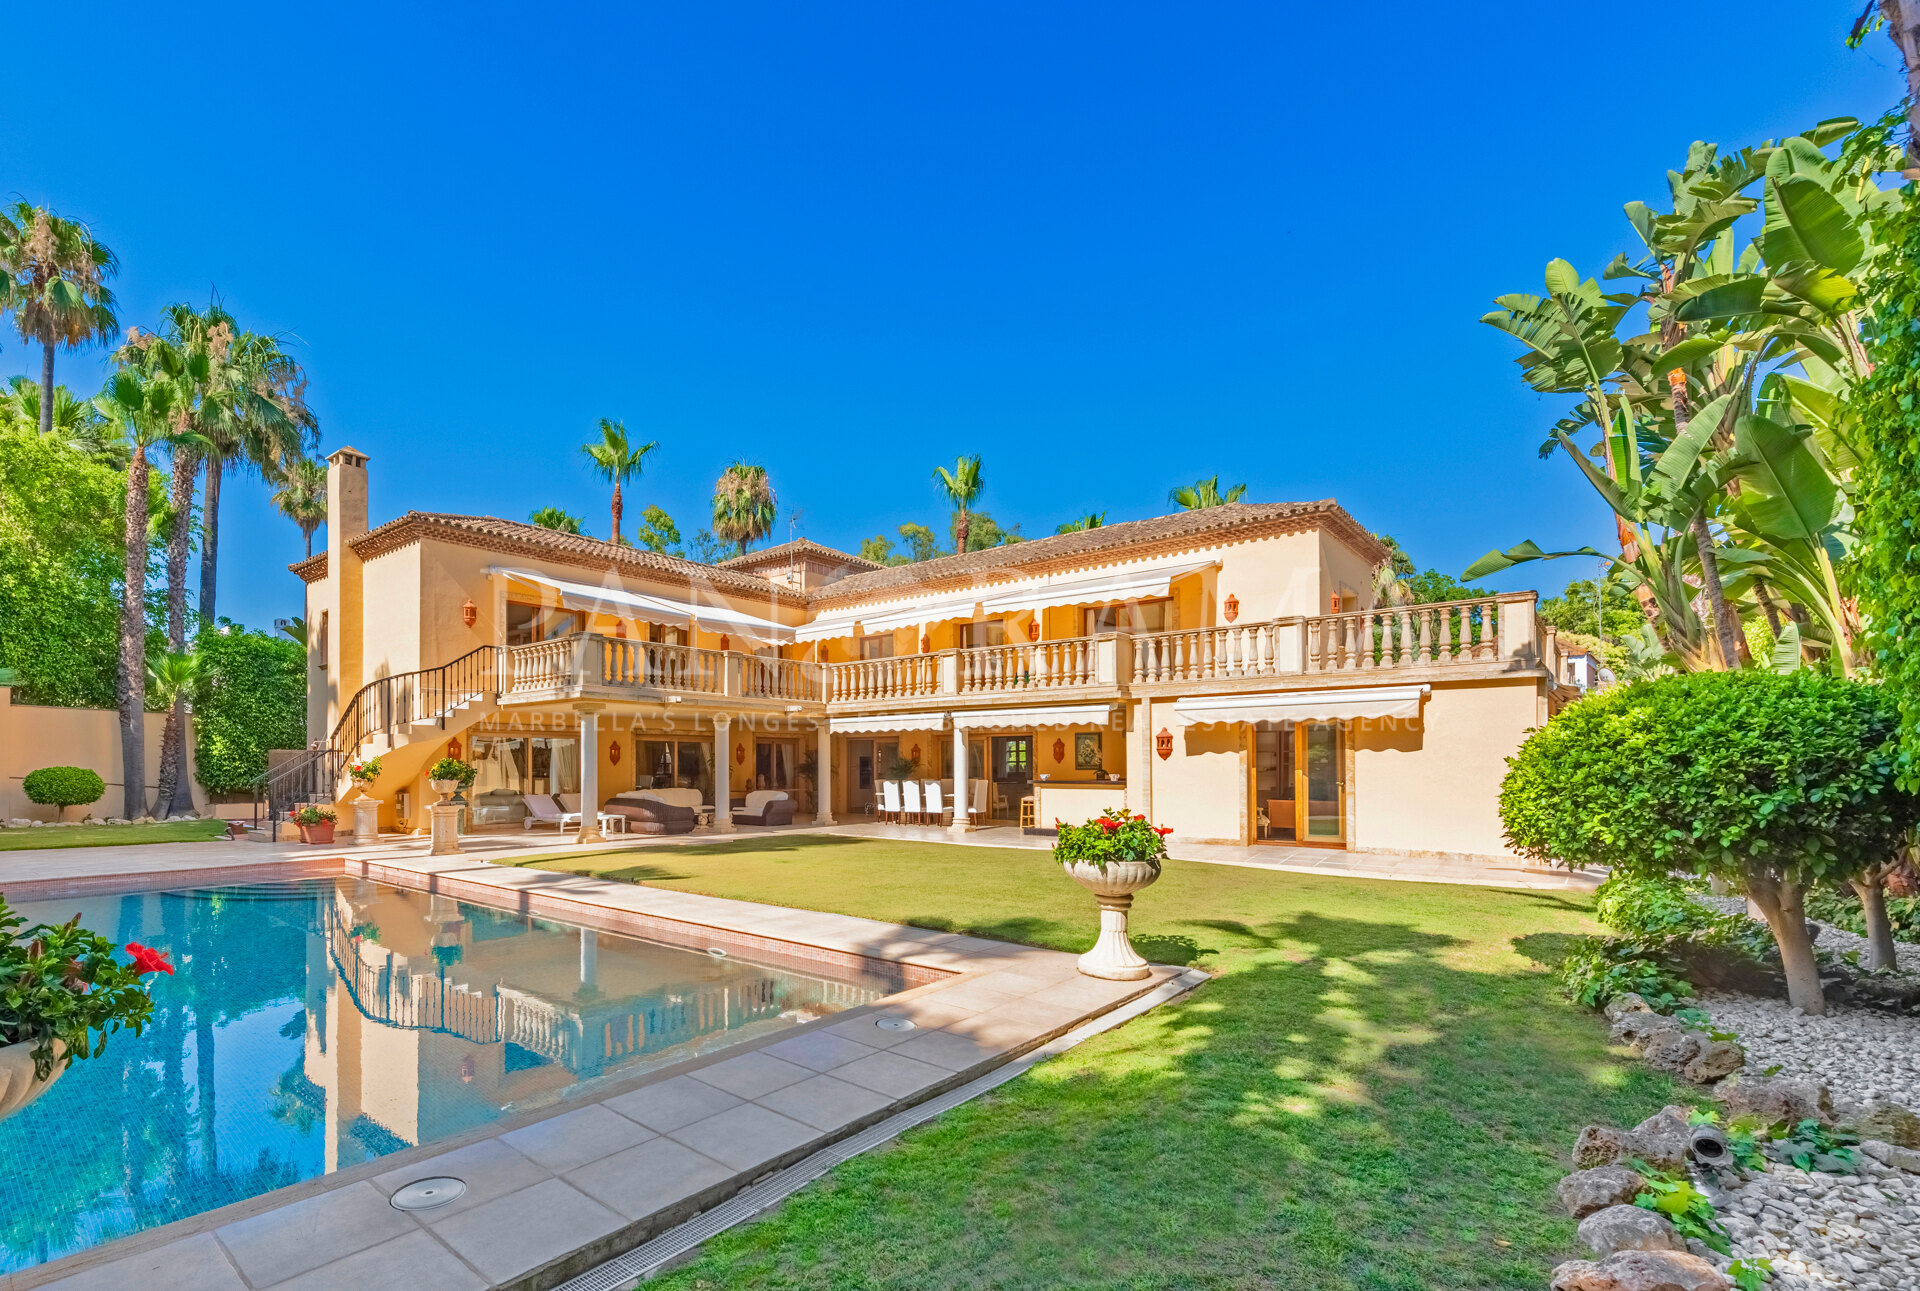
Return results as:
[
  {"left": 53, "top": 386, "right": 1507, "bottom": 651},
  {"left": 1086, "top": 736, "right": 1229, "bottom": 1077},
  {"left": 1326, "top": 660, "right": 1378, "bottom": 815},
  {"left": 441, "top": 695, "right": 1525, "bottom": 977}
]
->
[
  {"left": 428, "top": 777, "right": 461, "bottom": 800},
  {"left": 1060, "top": 857, "right": 1160, "bottom": 980},
  {"left": 0, "top": 1039, "right": 65, "bottom": 1121}
]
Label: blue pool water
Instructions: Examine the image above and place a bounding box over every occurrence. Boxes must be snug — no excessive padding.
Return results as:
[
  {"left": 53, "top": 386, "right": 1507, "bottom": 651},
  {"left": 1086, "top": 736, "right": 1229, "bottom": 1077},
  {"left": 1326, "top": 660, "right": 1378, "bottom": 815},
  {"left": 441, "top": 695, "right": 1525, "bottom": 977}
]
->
[{"left": 0, "top": 878, "right": 898, "bottom": 1273}]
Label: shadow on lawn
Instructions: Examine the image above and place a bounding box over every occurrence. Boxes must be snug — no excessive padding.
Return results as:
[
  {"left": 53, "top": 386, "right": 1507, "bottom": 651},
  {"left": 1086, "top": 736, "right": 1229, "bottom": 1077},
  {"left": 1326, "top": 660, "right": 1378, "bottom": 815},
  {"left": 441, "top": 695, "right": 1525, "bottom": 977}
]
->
[{"left": 656, "top": 909, "right": 1680, "bottom": 1291}]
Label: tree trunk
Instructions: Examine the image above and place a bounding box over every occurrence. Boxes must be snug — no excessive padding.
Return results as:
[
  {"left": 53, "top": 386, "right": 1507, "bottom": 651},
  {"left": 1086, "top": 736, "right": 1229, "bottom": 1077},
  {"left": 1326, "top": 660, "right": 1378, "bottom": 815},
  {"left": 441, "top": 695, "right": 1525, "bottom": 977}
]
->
[
  {"left": 954, "top": 508, "right": 970, "bottom": 555},
  {"left": 611, "top": 480, "right": 623, "bottom": 545},
  {"left": 1879, "top": 1, "right": 1920, "bottom": 172},
  {"left": 1748, "top": 871, "right": 1826, "bottom": 1014},
  {"left": 199, "top": 457, "right": 222, "bottom": 628},
  {"left": 161, "top": 452, "right": 196, "bottom": 816},
  {"left": 1851, "top": 869, "right": 1899, "bottom": 973},
  {"left": 303, "top": 523, "right": 316, "bottom": 559},
  {"left": 1690, "top": 512, "right": 1744, "bottom": 669},
  {"left": 120, "top": 448, "right": 151, "bottom": 820},
  {"left": 39, "top": 344, "right": 55, "bottom": 437}
]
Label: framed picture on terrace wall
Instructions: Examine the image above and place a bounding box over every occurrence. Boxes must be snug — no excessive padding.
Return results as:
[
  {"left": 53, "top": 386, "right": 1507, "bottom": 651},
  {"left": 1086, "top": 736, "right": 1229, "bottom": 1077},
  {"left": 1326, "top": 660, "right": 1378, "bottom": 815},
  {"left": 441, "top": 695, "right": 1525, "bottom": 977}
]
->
[{"left": 1074, "top": 732, "right": 1103, "bottom": 771}]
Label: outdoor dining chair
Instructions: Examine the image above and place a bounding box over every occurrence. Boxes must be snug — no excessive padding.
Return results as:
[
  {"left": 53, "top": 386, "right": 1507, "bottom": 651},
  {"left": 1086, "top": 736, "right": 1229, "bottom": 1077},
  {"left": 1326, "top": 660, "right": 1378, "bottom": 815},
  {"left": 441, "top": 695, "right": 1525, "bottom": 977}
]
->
[
  {"left": 880, "top": 780, "right": 903, "bottom": 823},
  {"left": 902, "top": 779, "right": 924, "bottom": 824},
  {"left": 924, "top": 780, "right": 947, "bottom": 825}
]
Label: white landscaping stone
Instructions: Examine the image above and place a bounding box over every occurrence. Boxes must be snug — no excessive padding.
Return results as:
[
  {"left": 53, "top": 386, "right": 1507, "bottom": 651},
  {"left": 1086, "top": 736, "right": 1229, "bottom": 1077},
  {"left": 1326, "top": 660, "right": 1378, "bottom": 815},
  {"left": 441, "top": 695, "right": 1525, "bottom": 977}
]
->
[{"left": 1697, "top": 990, "right": 1920, "bottom": 1111}]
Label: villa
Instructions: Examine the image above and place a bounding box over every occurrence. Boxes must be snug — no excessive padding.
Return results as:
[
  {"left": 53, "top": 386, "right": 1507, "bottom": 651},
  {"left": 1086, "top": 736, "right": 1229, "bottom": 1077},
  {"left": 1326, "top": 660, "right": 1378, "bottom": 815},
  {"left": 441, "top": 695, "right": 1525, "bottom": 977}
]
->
[{"left": 289, "top": 447, "right": 1570, "bottom": 863}]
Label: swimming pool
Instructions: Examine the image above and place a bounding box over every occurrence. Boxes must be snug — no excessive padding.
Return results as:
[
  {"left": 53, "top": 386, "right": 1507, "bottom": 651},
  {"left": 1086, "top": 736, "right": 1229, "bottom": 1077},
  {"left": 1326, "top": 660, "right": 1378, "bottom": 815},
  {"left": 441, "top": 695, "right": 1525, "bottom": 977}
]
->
[{"left": 0, "top": 877, "right": 901, "bottom": 1273}]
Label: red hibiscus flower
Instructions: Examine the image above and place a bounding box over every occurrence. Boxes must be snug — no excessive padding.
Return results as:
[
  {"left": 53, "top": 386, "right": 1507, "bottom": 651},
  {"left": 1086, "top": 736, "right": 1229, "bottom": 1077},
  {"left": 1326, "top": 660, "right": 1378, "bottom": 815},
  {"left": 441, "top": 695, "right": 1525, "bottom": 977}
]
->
[
  {"left": 1098, "top": 818, "right": 1119, "bottom": 832},
  {"left": 1153, "top": 826, "right": 1172, "bottom": 836},
  {"left": 125, "top": 942, "right": 174, "bottom": 976}
]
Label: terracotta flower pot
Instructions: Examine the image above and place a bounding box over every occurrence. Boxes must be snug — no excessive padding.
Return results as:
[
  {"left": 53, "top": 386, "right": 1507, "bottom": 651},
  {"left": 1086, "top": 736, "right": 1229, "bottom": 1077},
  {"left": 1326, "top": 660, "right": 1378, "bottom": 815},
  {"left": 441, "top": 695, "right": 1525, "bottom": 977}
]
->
[
  {"left": 1060, "top": 857, "right": 1161, "bottom": 980},
  {"left": 0, "top": 1039, "right": 66, "bottom": 1121},
  {"left": 297, "top": 820, "right": 336, "bottom": 845}
]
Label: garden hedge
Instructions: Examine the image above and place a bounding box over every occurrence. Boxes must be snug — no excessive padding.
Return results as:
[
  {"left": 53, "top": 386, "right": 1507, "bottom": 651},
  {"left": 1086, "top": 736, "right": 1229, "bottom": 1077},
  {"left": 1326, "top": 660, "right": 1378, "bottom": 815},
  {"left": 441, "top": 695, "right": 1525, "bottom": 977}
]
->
[
  {"left": 22, "top": 766, "right": 106, "bottom": 809},
  {"left": 192, "top": 626, "right": 307, "bottom": 795}
]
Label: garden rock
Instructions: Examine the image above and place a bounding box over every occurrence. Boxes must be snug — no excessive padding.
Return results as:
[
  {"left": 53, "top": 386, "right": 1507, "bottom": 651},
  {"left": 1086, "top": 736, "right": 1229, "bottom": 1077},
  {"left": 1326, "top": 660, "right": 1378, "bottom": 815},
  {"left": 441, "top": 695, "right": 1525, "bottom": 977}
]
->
[
  {"left": 1640, "top": 1027, "right": 1703, "bottom": 1076},
  {"left": 1680, "top": 1038, "right": 1744, "bottom": 1085},
  {"left": 1861, "top": 1137, "right": 1920, "bottom": 1172},
  {"left": 1559, "top": 1165, "right": 1647, "bottom": 1217},
  {"left": 1629, "top": 1107, "right": 1692, "bottom": 1173},
  {"left": 1574, "top": 1125, "right": 1641, "bottom": 1169},
  {"left": 1840, "top": 1098, "right": 1920, "bottom": 1148},
  {"left": 1611, "top": 1011, "right": 1681, "bottom": 1049},
  {"left": 1605, "top": 993, "right": 1653, "bottom": 1022},
  {"left": 1713, "top": 1073, "right": 1833, "bottom": 1126},
  {"left": 1549, "top": 1249, "right": 1730, "bottom": 1291},
  {"left": 1577, "top": 1204, "right": 1683, "bottom": 1257}
]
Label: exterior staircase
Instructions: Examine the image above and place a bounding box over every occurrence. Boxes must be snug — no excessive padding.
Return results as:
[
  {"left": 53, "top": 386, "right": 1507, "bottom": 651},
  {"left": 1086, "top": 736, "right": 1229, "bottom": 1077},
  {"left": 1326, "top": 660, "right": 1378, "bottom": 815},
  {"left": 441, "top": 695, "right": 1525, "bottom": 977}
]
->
[{"left": 259, "top": 645, "right": 504, "bottom": 828}]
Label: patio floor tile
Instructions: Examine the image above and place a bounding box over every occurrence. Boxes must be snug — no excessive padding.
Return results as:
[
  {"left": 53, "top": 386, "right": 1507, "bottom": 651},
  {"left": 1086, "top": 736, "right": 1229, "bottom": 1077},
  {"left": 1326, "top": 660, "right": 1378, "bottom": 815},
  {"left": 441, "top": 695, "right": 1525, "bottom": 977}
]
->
[
  {"left": 258, "top": 1229, "right": 484, "bottom": 1291},
  {"left": 564, "top": 1137, "right": 736, "bottom": 1220},
  {"left": 39, "top": 1233, "right": 247, "bottom": 1291},
  {"left": 369, "top": 1136, "right": 551, "bottom": 1220},
  {"left": 760, "top": 1030, "right": 879, "bottom": 1072},
  {"left": 501, "top": 1103, "right": 656, "bottom": 1172},
  {"left": 215, "top": 1182, "right": 418, "bottom": 1288},
  {"left": 669, "top": 1103, "right": 820, "bottom": 1171},
  {"left": 902, "top": 977, "right": 1018, "bottom": 1012},
  {"left": 755, "top": 1073, "right": 897, "bottom": 1130},
  {"left": 424, "top": 1178, "right": 624, "bottom": 1286},
  {"left": 886, "top": 1027, "right": 1013, "bottom": 1071},
  {"left": 830, "top": 1049, "right": 956, "bottom": 1098},
  {"left": 605, "top": 1073, "right": 744, "bottom": 1132},
  {"left": 688, "top": 1050, "right": 814, "bottom": 1099}
]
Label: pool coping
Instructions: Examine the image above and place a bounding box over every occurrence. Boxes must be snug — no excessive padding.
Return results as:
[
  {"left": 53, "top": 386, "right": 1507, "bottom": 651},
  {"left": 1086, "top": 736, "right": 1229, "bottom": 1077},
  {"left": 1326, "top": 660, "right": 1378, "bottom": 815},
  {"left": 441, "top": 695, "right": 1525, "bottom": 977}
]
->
[{"left": 9, "top": 852, "right": 1189, "bottom": 1291}]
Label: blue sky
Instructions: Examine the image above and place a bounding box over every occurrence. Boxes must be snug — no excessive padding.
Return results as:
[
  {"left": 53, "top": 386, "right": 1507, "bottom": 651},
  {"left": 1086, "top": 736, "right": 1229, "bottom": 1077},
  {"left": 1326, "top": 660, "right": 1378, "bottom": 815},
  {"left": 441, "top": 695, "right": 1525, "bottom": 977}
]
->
[{"left": 1, "top": 2, "right": 1905, "bottom": 633}]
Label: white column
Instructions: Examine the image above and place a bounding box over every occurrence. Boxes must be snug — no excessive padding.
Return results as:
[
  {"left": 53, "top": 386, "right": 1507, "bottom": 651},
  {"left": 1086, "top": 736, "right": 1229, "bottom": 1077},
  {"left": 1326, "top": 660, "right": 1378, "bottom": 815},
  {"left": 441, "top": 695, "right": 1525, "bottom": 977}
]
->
[
  {"left": 713, "top": 713, "right": 735, "bottom": 833},
  {"left": 814, "top": 719, "right": 835, "bottom": 824},
  {"left": 580, "top": 929, "right": 598, "bottom": 989},
  {"left": 948, "top": 718, "right": 970, "bottom": 837},
  {"left": 575, "top": 706, "right": 603, "bottom": 843}
]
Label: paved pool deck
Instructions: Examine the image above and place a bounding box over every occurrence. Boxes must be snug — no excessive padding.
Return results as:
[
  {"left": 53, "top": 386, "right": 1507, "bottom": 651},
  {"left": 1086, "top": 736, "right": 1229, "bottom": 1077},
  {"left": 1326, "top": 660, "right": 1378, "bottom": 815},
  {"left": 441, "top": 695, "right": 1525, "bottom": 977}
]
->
[
  {"left": 9, "top": 848, "right": 1194, "bottom": 1291},
  {"left": 0, "top": 819, "right": 1599, "bottom": 893}
]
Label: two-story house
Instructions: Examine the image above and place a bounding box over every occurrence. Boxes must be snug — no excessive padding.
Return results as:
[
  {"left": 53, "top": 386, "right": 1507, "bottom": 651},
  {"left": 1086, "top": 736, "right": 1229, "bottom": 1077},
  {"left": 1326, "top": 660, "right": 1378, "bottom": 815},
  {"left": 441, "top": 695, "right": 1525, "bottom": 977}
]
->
[{"left": 289, "top": 447, "right": 1566, "bottom": 862}]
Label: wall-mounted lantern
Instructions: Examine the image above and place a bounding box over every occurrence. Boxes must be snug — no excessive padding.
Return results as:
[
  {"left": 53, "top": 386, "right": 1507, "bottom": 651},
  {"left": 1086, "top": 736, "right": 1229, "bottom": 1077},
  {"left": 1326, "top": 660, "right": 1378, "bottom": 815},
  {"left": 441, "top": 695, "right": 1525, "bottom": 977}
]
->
[
  {"left": 1052, "top": 738, "right": 1067, "bottom": 764},
  {"left": 447, "top": 737, "right": 462, "bottom": 758},
  {"left": 1027, "top": 619, "right": 1040, "bottom": 642},
  {"left": 1223, "top": 594, "right": 1239, "bottom": 623},
  {"left": 1155, "top": 728, "right": 1173, "bottom": 760},
  {"left": 609, "top": 740, "right": 622, "bottom": 766},
  {"left": 720, "top": 634, "right": 731, "bottom": 652},
  {"left": 461, "top": 598, "right": 477, "bottom": 628}
]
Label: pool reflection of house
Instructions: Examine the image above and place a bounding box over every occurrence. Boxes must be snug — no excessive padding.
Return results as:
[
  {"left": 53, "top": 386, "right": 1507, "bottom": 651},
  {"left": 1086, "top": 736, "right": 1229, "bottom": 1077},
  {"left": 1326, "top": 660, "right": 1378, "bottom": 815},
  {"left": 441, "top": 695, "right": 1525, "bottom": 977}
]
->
[{"left": 299, "top": 881, "right": 885, "bottom": 1171}]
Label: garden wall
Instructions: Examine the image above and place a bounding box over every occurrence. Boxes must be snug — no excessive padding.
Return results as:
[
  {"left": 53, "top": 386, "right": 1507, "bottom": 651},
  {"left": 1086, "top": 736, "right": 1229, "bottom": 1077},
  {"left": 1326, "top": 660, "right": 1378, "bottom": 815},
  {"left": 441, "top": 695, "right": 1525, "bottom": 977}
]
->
[{"left": 0, "top": 682, "right": 209, "bottom": 820}]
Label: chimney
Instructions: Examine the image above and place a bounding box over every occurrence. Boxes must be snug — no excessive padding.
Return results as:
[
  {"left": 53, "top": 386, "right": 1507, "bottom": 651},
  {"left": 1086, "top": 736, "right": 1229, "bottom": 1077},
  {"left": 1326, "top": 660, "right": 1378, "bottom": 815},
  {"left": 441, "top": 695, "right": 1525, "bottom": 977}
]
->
[
  {"left": 327, "top": 446, "right": 371, "bottom": 545},
  {"left": 324, "top": 447, "right": 371, "bottom": 723}
]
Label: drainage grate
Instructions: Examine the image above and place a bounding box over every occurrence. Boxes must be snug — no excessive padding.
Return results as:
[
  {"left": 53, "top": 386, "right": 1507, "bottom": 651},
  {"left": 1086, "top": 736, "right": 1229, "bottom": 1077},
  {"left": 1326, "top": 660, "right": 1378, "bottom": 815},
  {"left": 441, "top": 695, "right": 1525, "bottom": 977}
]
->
[
  {"left": 390, "top": 1176, "right": 466, "bottom": 1212},
  {"left": 873, "top": 1017, "right": 916, "bottom": 1032},
  {"left": 552, "top": 968, "right": 1209, "bottom": 1291}
]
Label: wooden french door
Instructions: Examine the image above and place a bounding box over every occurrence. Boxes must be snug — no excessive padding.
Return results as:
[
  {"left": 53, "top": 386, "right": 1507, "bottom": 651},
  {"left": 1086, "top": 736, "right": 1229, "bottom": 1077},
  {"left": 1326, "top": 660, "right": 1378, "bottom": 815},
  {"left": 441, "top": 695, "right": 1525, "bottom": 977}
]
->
[{"left": 1254, "top": 722, "right": 1346, "bottom": 845}]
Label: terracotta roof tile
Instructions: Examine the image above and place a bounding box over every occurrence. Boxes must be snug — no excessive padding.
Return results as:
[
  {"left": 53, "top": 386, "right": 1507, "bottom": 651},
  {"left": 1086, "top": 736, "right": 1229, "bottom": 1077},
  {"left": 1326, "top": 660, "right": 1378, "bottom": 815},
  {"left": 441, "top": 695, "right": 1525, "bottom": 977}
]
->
[{"left": 719, "top": 537, "right": 881, "bottom": 571}]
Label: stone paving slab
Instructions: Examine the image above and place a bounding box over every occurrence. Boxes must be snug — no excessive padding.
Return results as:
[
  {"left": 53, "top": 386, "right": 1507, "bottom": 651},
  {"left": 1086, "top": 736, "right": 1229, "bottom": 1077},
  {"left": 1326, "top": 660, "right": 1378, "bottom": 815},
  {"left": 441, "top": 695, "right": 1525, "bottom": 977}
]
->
[{"left": 15, "top": 852, "right": 1180, "bottom": 1291}]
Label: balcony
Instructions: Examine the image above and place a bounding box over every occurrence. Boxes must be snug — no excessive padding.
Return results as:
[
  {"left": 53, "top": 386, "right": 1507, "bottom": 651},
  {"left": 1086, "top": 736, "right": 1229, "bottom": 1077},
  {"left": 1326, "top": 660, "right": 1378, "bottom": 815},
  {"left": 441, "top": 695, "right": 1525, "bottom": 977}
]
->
[
  {"left": 497, "top": 594, "right": 1545, "bottom": 712},
  {"left": 502, "top": 635, "right": 821, "bottom": 707}
]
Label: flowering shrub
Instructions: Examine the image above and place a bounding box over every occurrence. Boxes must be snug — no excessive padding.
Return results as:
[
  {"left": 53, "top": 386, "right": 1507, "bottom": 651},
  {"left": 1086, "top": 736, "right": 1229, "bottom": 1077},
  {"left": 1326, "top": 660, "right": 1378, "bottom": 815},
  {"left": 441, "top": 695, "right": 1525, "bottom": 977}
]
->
[
  {"left": 1054, "top": 810, "right": 1172, "bottom": 871},
  {"left": 428, "top": 757, "right": 476, "bottom": 787},
  {"left": 345, "top": 756, "right": 383, "bottom": 784},
  {"left": 0, "top": 897, "right": 169, "bottom": 1080}
]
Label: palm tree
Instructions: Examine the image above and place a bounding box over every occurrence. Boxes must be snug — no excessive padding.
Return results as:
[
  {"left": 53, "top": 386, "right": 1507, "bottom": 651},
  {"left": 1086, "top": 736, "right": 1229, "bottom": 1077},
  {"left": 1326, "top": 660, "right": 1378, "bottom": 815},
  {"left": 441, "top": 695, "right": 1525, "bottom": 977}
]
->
[
  {"left": 1055, "top": 512, "right": 1105, "bottom": 534},
  {"left": 932, "top": 455, "right": 985, "bottom": 554},
  {"left": 581, "top": 419, "right": 657, "bottom": 543},
  {"left": 0, "top": 203, "right": 119, "bottom": 436},
  {"left": 0, "top": 376, "right": 124, "bottom": 464},
  {"left": 96, "top": 343, "right": 204, "bottom": 818},
  {"left": 528, "top": 505, "right": 583, "bottom": 534},
  {"left": 1168, "top": 476, "right": 1247, "bottom": 510},
  {"left": 711, "top": 462, "right": 777, "bottom": 557},
  {"left": 147, "top": 650, "right": 202, "bottom": 819},
  {"left": 272, "top": 457, "right": 329, "bottom": 557}
]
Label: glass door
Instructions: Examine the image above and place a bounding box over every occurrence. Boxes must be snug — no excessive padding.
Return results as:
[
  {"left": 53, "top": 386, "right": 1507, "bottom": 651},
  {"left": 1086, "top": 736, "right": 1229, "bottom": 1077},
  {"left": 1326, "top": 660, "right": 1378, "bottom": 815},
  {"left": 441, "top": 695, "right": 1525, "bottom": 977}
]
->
[
  {"left": 1254, "top": 726, "right": 1295, "bottom": 842},
  {"left": 849, "top": 739, "right": 875, "bottom": 816},
  {"left": 1299, "top": 723, "right": 1345, "bottom": 843},
  {"left": 992, "top": 735, "right": 1031, "bottom": 822}
]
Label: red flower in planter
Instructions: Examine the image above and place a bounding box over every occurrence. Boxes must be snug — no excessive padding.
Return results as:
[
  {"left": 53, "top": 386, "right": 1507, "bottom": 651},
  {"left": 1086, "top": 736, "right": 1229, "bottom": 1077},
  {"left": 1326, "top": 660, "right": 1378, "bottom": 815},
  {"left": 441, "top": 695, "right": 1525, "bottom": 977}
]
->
[
  {"left": 125, "top": 942, "right": 174, "bottom": 976},
  {"left": 1097, "top": 818, "right": 1119, "bottom": 832},
  {"left": 1153, "top": 826, "right": 1172, "bottom": 836}
]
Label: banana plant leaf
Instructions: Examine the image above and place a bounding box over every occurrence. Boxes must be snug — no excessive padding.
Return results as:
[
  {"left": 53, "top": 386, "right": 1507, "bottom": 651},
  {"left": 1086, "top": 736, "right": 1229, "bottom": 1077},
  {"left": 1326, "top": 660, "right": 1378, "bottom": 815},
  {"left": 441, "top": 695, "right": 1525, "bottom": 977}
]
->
[
  {"left": 1766, "top": 176, "right": 1864, "bottom": 274},
  {"left": 1730, "top": 415, "right": 1841, "bottom": 540},
  {"left": 1770, "top": 621, "right": 1803, "bottom": 673}
]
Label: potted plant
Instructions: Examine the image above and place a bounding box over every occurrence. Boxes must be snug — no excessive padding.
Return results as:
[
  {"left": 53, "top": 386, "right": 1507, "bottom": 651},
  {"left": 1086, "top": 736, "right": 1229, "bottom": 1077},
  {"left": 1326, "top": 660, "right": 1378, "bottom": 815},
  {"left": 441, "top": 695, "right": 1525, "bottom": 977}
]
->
[
  {"left": 0, "top": 897, "right": 170, "bottom": 1119},
  {"left": 427, "top": 757, "right": 473, "bottom": 800},
  {"left": 345, "top": 755, "right": 384, "bottom": 797},
  {"left": 1054, "top": 809, "right": 1170, "bottom": 980},
  {"left": 291, "top": 804, "right": 337, "bottom": 844}
]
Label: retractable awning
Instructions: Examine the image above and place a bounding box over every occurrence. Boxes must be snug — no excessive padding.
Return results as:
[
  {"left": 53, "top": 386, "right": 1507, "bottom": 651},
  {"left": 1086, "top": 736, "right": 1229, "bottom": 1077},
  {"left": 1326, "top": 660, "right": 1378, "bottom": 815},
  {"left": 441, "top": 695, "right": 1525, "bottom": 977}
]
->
[
  {"left": 952, "top": 703, "right": 1120, "bottom": 732},
  {"left": 489, "top": 568, "right": 797, "bottom": 645},
  {"left": 977, "top": 559, "right": 1217, "bottom": 615},
  {"left": 1174, "top": 685, "right": 1429, "bottom": 727},
  {"left": 828, "top": 712, "right": 951, "bottom": 735},
  {"left": 795, "top": 592, "right": 984, "bottom": 642}
]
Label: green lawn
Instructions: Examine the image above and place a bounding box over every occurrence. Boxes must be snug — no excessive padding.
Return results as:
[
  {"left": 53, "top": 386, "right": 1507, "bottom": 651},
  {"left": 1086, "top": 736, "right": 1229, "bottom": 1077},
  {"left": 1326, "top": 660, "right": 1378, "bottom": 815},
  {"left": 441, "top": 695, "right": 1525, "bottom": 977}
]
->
[
  {"left": 519, "top": 837, "right": 1674, "bottom": 1291},
  {"left": 0, "top": 818, "right": 230, "bottom": 851}
]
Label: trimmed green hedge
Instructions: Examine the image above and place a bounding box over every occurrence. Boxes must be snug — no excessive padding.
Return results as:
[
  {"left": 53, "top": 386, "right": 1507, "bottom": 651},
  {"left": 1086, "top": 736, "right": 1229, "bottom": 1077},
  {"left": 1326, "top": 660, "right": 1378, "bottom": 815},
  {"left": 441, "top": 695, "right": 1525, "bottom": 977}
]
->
[
  {"left": 21, "top": 766, "right": 106, "bottom": 809},
  {"left": 193, "top": 626, "right": 307, "bottom": 795}
]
